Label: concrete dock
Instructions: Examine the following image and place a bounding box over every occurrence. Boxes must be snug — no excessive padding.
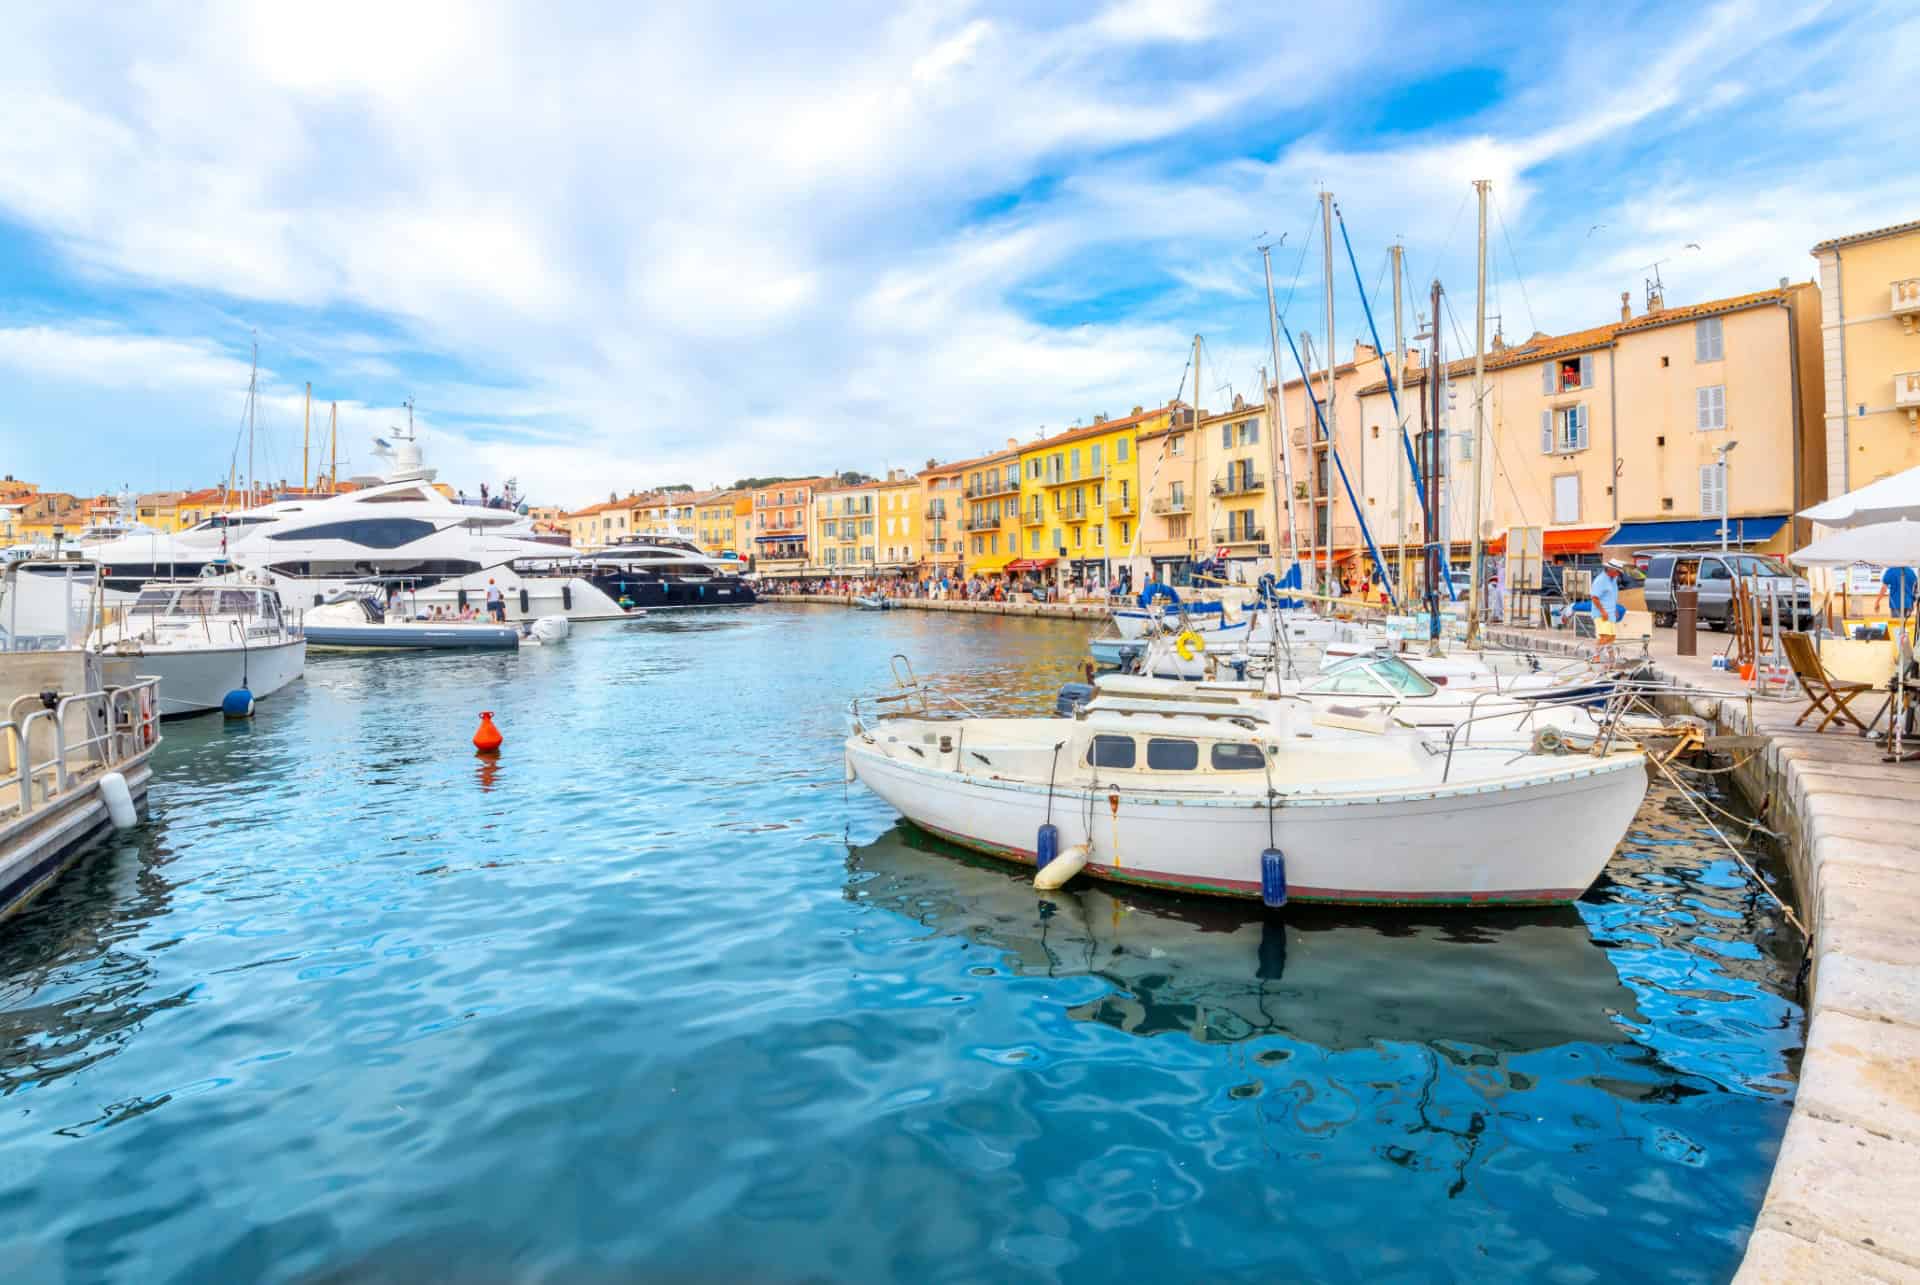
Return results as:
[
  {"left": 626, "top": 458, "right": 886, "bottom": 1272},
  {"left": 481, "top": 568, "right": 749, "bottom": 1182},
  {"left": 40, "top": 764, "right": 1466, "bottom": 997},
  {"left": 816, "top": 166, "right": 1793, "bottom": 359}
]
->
[
  {"left": 763, "top": 592, "right": 1112, "bottom": 622},
  {"left": 1483, "top": 621, "right": 1920, "bottom": 1282}
]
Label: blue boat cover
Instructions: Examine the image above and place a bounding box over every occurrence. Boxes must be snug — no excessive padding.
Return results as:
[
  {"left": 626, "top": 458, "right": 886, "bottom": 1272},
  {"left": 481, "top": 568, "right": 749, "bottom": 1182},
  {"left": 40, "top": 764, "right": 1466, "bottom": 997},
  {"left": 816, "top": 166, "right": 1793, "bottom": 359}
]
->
[{"left": 1603, "top": 516, "right": 1787, "bottom": 548}]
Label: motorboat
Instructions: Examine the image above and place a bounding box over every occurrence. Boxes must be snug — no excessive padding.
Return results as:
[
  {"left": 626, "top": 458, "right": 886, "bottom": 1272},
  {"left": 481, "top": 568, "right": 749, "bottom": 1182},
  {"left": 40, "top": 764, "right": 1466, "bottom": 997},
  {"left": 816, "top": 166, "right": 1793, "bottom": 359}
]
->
[
  {"left": 853, "top": 594, "right": 892, "bottom": 611},
  {"left": 845, "top": 669, "right": 1648, "bottom": 907},
  {"left": 1079, "top": 655, "right": 1674, "bottom": 742},
  {"left": 540, "top": 533, "right": 757, "bottom": 612},
  {"left": 301, "top": 592, "right": 569, "bottom": 650},
  {"left": 85, "top": 575, "right": 305, "bottom": 717}
]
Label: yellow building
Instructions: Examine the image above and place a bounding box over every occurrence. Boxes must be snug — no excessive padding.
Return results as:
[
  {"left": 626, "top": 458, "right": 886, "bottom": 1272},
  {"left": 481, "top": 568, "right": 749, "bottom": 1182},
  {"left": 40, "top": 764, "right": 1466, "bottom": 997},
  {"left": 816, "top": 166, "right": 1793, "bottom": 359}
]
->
[
  {"left": 561, "top": 496, "right": 635, "bottom": 549},
  {"left": 1014, "top": 405, "right": 1160, "bottom": 588},
  {"left": 728, "top": 493, "right": 754, "bottom": 562},
  {"left": 694, "top": 490, "right": 743, "bottom": 556},
  {"left": 918, "top": 460, "right": 966, "bottom": 580},
  {"left": 1194, "top": 397, "right": 1278, "bottom": 576},
  {"left": 1813, "top": 219, "right": 1920, "bottom": 494},
  {"left": 958, "top": 446, "right": 1020, "bottom": 579},
  {"left": 874, "top": 470, "right": 921, "bottom": 574},
  {"left": 812, "top": 480, "right": 879, "bottom": 575}
]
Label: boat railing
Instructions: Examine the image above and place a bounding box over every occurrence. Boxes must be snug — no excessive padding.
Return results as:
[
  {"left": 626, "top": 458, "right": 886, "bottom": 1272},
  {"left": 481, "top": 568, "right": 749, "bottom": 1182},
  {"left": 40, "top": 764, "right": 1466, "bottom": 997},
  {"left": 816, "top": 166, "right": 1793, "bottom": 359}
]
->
[
  {"left": 1, "top": 678, "right": 161, "bottom": 818},
  {"left": 849, "top": 655, "right": 981, "bottom": 732}
]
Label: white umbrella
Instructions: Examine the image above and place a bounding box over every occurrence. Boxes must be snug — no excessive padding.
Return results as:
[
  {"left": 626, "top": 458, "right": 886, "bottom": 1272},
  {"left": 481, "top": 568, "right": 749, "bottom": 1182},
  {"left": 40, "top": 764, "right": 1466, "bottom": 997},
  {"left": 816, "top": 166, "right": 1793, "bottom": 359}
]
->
[
  {"left": 1789, "top": 520, "right": 1920, "bottom": 568},
  {"left": 1799, "top": 465, "right": 1920, "bottom": 528}
]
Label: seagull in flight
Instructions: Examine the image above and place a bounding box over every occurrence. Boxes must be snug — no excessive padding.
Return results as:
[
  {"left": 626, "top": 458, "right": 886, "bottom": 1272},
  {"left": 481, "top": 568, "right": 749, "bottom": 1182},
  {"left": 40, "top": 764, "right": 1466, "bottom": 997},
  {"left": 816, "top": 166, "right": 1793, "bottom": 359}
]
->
[
  {"left": 1684, "top": 242, "right": 1702, "bottom": 251},
  {"left": 1586, "top": 224, "right": 1607, "bottom": 237}
]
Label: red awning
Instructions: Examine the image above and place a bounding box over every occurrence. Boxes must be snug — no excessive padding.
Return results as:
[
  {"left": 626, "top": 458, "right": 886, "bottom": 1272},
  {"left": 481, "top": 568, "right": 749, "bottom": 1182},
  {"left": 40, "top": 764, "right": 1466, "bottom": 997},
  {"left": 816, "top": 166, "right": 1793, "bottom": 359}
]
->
[
  {"left": 1004, "top": 558, "right": 1058, "bottom": 572},
  {"left": 1486, "top": 527, "right": 1614, "bottom": 556}
]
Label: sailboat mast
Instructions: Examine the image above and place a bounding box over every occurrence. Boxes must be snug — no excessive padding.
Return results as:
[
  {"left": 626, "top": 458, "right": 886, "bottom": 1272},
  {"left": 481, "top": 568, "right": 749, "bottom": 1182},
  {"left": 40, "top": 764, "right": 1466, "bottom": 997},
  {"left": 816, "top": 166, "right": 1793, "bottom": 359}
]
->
[
  {"left": 247, "top": 340, "right": 257, "bottom": 507},
  {"left": 1261, "top": 245, "right": 1298, "bottom": 578},
  {"left": 1426, "top": 279, "right": 1444, "bottom": 652},
  {"left": 1391, "top": 243, "right": 1407, "bottom": 597},
  {"left": 1467, "top": 179, "right": 1491, "bottom": 647},
  {"left": 1320, "top": 190, "right": 1337, "bottom": 596},
  {"left": 1190, "top": 334, "right": 1202, "bottom": 571},
  {"left": 303, "top": 381, "right": 311, "bottom": 495},
  {"left": 1302, "top": 332, "right": 1320, "bottom": 579},
  {"left": 328, "top": 402, "right": 338, "bottom": 493}
]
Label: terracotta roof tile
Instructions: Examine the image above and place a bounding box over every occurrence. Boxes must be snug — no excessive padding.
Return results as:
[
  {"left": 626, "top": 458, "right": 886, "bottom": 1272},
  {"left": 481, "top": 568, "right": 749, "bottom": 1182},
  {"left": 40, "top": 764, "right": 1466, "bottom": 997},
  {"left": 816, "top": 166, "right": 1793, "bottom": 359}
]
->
[{"left": 1812, "top": 219, "right": 1920, "bottom": 253}]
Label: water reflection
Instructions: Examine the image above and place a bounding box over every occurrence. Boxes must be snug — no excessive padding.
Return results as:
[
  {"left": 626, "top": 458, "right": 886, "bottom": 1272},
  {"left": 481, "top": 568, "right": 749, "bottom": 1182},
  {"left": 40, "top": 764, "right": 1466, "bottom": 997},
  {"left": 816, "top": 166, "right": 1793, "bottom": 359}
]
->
[{"left": 847, "top": 824, "right": 1642, "bottom": 1053}]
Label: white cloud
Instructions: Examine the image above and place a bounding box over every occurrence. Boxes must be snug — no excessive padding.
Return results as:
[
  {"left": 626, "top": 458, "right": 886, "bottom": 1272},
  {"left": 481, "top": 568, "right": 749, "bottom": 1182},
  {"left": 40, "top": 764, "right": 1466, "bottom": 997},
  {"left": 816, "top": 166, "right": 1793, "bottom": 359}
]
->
[{"left": 0, "top": 0, "right": 1906, "bottom": 506}]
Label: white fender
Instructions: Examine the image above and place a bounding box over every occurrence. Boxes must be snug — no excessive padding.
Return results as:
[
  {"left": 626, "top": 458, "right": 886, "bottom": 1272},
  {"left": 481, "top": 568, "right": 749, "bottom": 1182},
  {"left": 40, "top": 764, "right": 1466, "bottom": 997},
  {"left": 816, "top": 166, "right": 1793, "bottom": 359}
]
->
[
  {"left": 1033, "top": 842, "right": 1090, "bottom": 891},
  {"left": 100, "top": 771, "right": 137, "bottom": 830}
]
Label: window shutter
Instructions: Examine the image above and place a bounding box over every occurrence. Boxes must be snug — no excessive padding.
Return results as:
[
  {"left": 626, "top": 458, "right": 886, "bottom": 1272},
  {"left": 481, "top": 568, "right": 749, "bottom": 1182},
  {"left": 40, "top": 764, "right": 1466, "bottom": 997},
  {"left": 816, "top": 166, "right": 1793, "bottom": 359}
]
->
[
  {"left": 1541, "top": 409, "right": 1553, "bottom": 453},
  {"left": 1696, "top": 386, "right": 1711, "bottom": 430},
  {"left": 1542, "top": 364, "right": 1554, "bottom": 396},
  {"left": 1700, "top": 465, "right": 1724, "bottom": 516},
  {"left": 1574, "top": 406, "right": 1589, "bottom": 451},
  {"left": 1580, "top": 354, "right": 1594, "bottom": 388},
  {"left": 1712, "top": 385, "right": 1726, "bottom": 428}
]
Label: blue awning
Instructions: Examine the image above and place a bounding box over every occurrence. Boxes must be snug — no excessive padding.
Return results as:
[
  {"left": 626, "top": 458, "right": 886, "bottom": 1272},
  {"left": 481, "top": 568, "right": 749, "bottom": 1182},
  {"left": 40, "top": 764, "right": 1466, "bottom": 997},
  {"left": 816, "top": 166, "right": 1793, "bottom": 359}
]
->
[{"left": 1603, "top": 516, "right": 1789, "bottom": 549}]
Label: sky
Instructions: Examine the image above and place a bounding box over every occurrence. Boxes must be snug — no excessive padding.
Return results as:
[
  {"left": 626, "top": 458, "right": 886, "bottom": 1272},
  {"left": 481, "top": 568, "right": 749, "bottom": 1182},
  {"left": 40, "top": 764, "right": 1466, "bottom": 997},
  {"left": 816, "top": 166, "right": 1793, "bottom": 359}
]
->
[{"left": 1, "top": 0, "right": 1914, "bottom": 507}]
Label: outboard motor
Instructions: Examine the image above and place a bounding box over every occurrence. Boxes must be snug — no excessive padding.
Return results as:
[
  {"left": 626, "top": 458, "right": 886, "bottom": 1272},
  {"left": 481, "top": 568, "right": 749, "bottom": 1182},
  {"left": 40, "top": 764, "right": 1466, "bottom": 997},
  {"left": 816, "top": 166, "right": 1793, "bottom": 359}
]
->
[{"left": 1054, "top": 682, "right": 1095, "bottom": 717}]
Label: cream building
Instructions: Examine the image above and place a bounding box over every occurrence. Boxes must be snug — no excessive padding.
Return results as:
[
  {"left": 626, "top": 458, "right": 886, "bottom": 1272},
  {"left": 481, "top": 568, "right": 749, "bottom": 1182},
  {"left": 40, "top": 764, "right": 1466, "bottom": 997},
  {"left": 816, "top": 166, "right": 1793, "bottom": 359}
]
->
[
  {"left": 918, "top": 460, "right": 966, "bottom": 580},
  {"left": 1812, "top": 219, "right": 1920, "bottom": 493}
]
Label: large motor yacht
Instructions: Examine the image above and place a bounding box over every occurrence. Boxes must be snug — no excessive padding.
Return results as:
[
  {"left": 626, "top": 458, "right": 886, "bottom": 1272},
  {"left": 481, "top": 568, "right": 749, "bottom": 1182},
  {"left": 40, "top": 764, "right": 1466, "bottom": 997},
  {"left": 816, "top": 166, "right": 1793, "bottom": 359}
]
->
[
  {"left": 82, "top": 429, "right": 634, "bottom": 622},
  {"left": 544, "top": 533, "right": 756, "bottom": 611}
]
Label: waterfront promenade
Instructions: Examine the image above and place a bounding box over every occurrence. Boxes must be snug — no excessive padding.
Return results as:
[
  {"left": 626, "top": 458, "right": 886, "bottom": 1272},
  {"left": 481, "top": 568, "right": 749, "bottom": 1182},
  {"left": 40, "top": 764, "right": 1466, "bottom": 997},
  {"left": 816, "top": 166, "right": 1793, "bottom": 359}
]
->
[
  {"left": 764, "top": 592, "right": 1113, "bottom": 621},
  {"left": 1483, "top": 621, "right": 1920, "bottom": 1282}
]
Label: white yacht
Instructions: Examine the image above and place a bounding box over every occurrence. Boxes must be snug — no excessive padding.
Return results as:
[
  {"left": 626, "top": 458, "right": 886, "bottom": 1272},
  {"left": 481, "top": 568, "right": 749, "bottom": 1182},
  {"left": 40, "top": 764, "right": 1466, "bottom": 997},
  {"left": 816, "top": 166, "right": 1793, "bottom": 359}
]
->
[
  {"left": 84, "top": 459, "right": 630, "bottom": 624},
  {"left": 541, "top": 533, "right": 756, "bottom": 611},
  {"left": 85, "top": 575, "right": 306, "bottom": 717}
]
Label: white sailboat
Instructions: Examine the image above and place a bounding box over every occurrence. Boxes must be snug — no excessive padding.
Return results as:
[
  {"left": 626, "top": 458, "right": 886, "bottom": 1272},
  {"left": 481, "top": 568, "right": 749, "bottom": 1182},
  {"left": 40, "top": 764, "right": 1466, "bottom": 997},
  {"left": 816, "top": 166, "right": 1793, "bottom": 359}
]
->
[{"left": 846, "top": 675, "right": 1647, "bottom": 908}]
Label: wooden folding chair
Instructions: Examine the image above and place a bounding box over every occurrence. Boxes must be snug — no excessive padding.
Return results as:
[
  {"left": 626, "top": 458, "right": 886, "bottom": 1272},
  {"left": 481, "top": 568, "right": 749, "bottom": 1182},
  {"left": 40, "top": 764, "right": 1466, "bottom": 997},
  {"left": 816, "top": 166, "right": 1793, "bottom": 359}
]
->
[{"left": 1782, "top": 632, "right": 1875, "bottom": 733}]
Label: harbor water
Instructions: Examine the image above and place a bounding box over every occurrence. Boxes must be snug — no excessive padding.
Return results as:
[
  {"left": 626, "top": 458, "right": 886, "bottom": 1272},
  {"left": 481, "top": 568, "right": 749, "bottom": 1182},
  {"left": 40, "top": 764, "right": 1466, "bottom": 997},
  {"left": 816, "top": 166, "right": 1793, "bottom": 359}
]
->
[{"left": 0, "top": 606, "right": 1803, "bottom": 1283}]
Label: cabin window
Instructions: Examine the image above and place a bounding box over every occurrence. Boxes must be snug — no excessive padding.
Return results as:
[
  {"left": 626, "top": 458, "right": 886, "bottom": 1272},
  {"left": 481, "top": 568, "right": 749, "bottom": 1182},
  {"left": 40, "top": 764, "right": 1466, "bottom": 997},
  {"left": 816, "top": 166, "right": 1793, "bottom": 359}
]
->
[
  {"left": 1210, "top": 743, "right": 1266, "bottom": 771},
  {"left": 1145, "top": 738, "right": 1199, "bottom": 770},
  {"left": 1087, "top": 735, "right": 1136, "bottom": 769},
  {"left": 268, "top": 518, "right": 435, "bottom": 547}
]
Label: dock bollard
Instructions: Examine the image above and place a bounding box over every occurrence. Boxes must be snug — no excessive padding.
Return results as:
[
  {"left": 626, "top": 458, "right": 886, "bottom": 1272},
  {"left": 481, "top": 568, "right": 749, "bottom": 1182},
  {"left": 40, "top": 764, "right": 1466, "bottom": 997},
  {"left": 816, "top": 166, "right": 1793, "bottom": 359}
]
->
[{"left": 473, "top": 711, "right": 503, "bottom": 754}]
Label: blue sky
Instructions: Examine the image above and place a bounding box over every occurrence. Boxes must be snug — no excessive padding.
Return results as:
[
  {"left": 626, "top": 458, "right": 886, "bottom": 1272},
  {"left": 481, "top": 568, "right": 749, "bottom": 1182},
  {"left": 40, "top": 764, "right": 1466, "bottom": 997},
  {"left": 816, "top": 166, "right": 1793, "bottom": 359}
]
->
[{"left": 1, "top": 0, "right": 1913, "bottom": 506}]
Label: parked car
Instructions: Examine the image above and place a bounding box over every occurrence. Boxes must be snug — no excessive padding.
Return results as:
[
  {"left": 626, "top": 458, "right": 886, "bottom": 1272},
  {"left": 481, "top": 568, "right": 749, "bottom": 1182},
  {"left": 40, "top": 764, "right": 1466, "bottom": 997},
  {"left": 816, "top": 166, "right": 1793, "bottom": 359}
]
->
[{"left": 1641, "top": 551, "right": 1814, "bottom": 629}]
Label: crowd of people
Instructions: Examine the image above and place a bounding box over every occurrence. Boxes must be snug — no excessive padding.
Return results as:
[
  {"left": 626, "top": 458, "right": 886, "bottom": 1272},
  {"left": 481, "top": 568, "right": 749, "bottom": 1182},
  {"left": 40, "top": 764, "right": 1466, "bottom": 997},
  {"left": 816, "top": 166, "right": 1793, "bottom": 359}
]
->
[{"left": 756, "top": 574, "right": 1136, "bottom": 603}]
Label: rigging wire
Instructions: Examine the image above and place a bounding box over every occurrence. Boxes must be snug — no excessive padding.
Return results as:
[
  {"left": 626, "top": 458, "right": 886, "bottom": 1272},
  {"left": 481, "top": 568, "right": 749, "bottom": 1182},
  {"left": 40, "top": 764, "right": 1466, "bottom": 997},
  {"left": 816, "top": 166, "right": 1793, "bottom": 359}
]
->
[{"left": 1490, "top": 191, "right": 1539, "bottom": 338}]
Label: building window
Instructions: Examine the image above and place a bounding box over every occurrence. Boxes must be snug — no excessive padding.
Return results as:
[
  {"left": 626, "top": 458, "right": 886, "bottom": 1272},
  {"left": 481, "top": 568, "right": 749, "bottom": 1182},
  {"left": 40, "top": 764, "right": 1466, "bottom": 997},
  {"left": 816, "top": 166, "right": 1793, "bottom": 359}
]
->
[
  {"left": 1696, "top": 384, "right": 1727, "bottom": 431},
  {"left": 1170, "top": 436, "right": 1183, "bottom": 456},
  {"left": 1091, "top": 444, "right": 1103, "bottom": 472},
  {"left": 1221, "top": 423, "right": 1233, "bottom": 450},
  {"left": 1170, "top": 481, "right": 1185, "bottom": 508},
  {"left": 1119, "top": 521, "right": 1130, "bottom": 544},
  {"left": 1240, "top": 419, "right": 1259, "bottom": 446},
  {"left": 1540, "top": 406, "right": 1589, "bottom": 453},
  {"left": 1700, "top": 464, "right": 1726, "bottom": 517},
  {"left": 1552, "top": 474, "right": 1580, "bottom": 524},
  {"left": 1545, "top": 354, "right": 1594, "bottom": 394},
  {"left": 1117, "top": 438, "right": 1130, "bottom": 462},
  {"left": 1030, "top": 529, "right": 1040, "bottom": 551},
  {"left": 972, "top": 536, "right": 983, "bottom": 555},
  {"left": 1695, "top": 316, "right": 1724, "bottom": 363},
  {"left": 1093, "top": 523, "right": 1104, "bottom": 546}
]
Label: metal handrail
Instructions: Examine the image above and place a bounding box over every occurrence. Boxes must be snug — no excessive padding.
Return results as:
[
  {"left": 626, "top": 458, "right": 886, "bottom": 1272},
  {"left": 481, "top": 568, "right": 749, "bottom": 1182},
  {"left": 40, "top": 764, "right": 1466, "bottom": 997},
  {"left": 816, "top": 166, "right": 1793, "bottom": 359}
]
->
[{"left": 2, "top": 678, "right": 160, "bottom": 816}]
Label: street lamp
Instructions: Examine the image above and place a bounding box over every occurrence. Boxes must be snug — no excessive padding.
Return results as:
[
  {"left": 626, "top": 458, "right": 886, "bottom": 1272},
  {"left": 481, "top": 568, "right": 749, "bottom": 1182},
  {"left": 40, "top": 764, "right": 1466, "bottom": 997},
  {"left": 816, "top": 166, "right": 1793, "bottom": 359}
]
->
[{"left": 1716, "top": 440, "right": 1739, "bottom": 553}]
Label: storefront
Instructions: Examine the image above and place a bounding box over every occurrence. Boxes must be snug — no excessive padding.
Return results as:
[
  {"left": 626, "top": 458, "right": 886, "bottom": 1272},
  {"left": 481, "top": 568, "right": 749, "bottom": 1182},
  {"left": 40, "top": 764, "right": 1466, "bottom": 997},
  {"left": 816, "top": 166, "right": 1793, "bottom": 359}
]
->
[{"left": 1602, "top": 516, "right": 1789, "bottom": 566}]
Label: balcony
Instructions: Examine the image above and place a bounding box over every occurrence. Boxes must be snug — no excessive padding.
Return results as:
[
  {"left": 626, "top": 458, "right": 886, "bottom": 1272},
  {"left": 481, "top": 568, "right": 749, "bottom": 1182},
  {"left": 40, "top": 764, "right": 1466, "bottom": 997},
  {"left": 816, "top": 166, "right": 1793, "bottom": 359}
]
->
[
  {"left": 1211, "top": 472, "right": 1265, "bottom": 497},
  {"left": 1022, "top": 508, "right": 1047, "bottom": 526},
  {"left": 923, "top": 503, "right": 948, "bottom": 521},
  {"left": 1105, "top": 491, "right": 1137, "bottom": 516},
  {"left": 1894, "top": 277, "right": 1920, "bottom": 323},
  {"left": 1897, "top": 370, "right": 1920, "bottom": 413},
  {"left": 964, "top": 477, "right": 1017, "bottom": 499},
  {"left": 1212, "top": 526, "right": 1266, "bottom": 545},
  {"left": 1309, "top": 524, "right": 1360, "bottom": 548},
  {"left": 1151, "top": 496, "right": 1190, "bottom": 515},
  {"left": 1060, "top": 501, "right": 1089, "bottom": 522},
  {"left": 962, "top": 514, "right": 1000, "bottom": 532}
]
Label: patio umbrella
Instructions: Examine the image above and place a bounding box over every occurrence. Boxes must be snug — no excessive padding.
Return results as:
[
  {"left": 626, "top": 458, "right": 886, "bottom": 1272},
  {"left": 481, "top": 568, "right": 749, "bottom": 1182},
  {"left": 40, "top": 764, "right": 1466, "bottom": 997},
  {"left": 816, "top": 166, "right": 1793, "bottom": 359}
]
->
[
  {"left": 1799, "top": 465, "right": 1920, "bottom": 528},
  {"left": 1788, "top": 520, "right": 1920, "bottom": 568}
]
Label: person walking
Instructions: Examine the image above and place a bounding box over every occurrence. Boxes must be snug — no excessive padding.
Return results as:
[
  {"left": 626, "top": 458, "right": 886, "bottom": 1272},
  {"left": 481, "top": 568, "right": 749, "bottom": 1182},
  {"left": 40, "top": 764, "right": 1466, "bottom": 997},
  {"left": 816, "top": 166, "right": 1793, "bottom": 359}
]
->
[
  {"left": 1876, "top": 564, "right": 1918, "bottom": 624},
  {"left": 1590, "top": 563, "right": 1619, "bottom": 661},
  {"left": 485, "top": 578, "right": 506, "bottom": 623}
]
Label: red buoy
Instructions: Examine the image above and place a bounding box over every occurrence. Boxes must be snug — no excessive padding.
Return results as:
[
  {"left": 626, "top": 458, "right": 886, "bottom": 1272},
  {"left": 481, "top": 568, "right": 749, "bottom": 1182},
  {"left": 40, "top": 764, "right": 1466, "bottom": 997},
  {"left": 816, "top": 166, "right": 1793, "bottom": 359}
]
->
[{"left": 473, "top": 710, "right": 503, "bottom": 754}]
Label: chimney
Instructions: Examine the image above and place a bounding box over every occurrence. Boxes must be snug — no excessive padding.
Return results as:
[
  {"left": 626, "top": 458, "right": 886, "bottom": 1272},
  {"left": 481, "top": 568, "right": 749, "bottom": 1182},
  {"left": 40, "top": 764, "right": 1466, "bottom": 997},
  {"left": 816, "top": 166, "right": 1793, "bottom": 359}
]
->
[
  {"left": 1131, "top": 405, "right": 1143, "bottom": 415},
  {"left": 1353, "top": 341, "right": 1378, "bottom": 365},
  {"left": 1094, "top": 412, "right": 1108, "bottom": 424},
  {"left": 1647, "top": 286, "right": 1664, "bottom": 314},
  {"left": 1779, "top": 276, "right": 1789, "bottom": 290},
  {"left": 1620, "top": 291, "right": 1632, "bottom": 323},
  {"left": 1006, "top": 437, "right": 1017, "bottom": 451}
]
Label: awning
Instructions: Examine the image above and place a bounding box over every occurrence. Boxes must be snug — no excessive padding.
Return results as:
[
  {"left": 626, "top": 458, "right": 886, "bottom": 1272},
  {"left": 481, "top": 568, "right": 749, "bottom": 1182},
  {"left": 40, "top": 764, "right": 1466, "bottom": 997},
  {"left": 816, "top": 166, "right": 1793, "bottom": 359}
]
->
[
  {"left": 1004, "top": 558, "right": 1057, "bottom": 572},
  {"left": 1486, "top": 526, "right": 1614, "bottom": 556},
  {"left": 753, "top": 532, "right": 805, "bottom": 543},
  {"left": 1602, "top": 516, "right": 1788, "bottom": 549}
]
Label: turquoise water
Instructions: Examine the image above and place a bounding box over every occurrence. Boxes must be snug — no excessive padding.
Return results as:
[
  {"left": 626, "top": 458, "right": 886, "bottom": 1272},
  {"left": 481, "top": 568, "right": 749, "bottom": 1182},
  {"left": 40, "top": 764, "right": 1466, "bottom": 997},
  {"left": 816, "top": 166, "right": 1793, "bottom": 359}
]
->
[{"left": 0, "top": 605, "right": 1803, "bottom": 1283}]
